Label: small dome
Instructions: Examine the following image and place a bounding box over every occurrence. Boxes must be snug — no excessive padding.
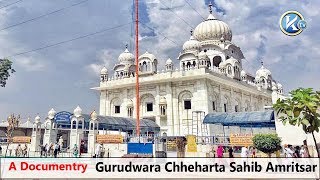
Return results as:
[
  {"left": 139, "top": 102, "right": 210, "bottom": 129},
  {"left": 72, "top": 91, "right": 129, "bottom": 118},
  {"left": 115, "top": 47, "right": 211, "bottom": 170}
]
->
[
  {"left": 139, "top": 51, "right": 157, "bottom": 62},
  {"left": 159, "top": 97, "right": 167, "bottom": 105},
  {"left": 127, "top": 99, "right": 133, "bottom": 107},
  {"left": 74, "top": 106, "right": 82, "bottom": 117},
  {"left": 35, "top": 115, "right": 40, "bottom": 123},
  {"left": 272, "top": 84, "right": 278, "bottom": 91},
  {"left": 118, "top": 46, "right": 134, "bottom": 64},
  {"left": 183, "top": 34, "right": 201, "bottom": 52},
  {"left": 100, "top": 67, "right": 108, "bottom": 74},
  {"left": 166, "top": 58, "right": 173, "bottom": 65},
  {"left": 277, "top": 83, "right": 283, "bottom": 89},
  {"left": 240, "top": 70, "right": 246, "bottom": 77},
  {"left": 90, "top": 110, "right": 98, "bottom": 120},
  {"left": 198, "top": 51, "right": 208, "bottom": 60},
  {"left": 193, "top": 13, "right": 232, "bottom": 42},
  {"left": 48, "top": 108, "right": 56, "bottom": 119},
  {"left": 256, "top": 64, "right": 271, "bottom": 79}
]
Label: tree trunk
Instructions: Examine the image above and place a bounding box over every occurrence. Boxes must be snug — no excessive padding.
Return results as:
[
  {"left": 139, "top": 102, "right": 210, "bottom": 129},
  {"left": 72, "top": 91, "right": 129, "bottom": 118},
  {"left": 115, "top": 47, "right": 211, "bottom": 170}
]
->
[{"left": 311, "top": 132, "right": 320, "bottom": 158}]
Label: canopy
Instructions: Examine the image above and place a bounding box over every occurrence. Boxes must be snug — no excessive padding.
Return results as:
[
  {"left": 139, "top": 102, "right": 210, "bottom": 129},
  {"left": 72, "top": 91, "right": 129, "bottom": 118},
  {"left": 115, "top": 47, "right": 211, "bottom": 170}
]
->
[
  {"left": 203, "top": 110, "right": 275, "bottom": 128},
  {"left": 81, "top": 114, "right": 160, "bottom": 132}
]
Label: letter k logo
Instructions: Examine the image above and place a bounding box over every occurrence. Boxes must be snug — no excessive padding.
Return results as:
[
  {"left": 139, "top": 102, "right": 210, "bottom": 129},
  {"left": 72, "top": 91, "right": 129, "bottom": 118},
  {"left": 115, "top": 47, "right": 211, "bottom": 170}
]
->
[{"left": 285, "top": 15, "right": 298, "bottom": 31}]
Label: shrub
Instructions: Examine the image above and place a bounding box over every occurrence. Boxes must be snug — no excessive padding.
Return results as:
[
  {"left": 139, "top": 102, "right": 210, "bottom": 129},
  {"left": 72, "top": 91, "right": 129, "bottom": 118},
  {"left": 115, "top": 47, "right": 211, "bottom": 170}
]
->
[{"left": 252, "top": 134, "right": 281, "bottom": 156}]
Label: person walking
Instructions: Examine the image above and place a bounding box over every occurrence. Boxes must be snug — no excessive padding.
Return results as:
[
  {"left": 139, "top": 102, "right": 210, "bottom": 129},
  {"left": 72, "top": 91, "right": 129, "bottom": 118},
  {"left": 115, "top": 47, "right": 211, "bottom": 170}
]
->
[
  {"left": 73, "top": 144, "right": 79, "bottom": 158},
  {"left": 251, "top": 147, "right": 256, "bottom": 158},
  {"left": 15, "top": 144, "right": 21, "bottom": 157},
  {"left": 228, "top": 146, "right": 234, "bottom": 158},
  {"left": 241, "top": 146, "right": 249, "bottom": 158},
  {"left": 54, "top": 142, "right": 60, "bottom": 158},
  {"left": 216, "top": 146, "right": 224, "bottom": 158},
  {"left": 44, "top": 144, "right": 48, "bottom": 157},
  {"left": 284, "top": 144, "right": 294, "bottom": 157},
  {"left": 293, "top": 146, "right": 300, "bottom": 158},
  {"left": 95, "top": 143, "right": 102, "bottom": 158},
  {"left": 23, "top": 144, "right": 28, "bottom": 157}
]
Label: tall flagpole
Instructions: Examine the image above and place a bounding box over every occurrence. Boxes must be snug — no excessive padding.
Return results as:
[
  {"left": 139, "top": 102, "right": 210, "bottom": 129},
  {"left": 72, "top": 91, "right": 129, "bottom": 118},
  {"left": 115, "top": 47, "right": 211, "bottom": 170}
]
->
[{"left": 135, "top": 0, "right": 140, "bottom": 136}]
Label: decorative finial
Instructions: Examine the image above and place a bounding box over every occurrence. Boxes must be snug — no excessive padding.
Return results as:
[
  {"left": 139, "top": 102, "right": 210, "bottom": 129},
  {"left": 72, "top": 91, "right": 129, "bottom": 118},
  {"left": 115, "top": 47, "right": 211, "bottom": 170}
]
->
[
  {"left": 208, "top": 2, "right": 213, "bottom": 14},
  {"left": 125, "top": 44, "right": 128, "bottom": 49},
  {"left": 261, "top": 61, "right": 264, "bottom": 66},
  {"left": 190, "top": 29, "right": 193, "bottom": 36}
]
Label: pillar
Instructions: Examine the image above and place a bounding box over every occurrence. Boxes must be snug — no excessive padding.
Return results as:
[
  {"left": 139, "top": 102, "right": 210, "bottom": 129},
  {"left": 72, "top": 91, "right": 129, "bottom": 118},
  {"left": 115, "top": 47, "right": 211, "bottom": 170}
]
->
[
  {"left": 69, "top": 106, "right": 85, "bottom": 150},
  {"left": 30, "top": 115, "right": 41, "bottom": 152},
  {"left": 88, "top": 110, "right": 99, "bottom": 156},
  {"left": 43, "top": 108, "right": 58, "bottom": 146}
]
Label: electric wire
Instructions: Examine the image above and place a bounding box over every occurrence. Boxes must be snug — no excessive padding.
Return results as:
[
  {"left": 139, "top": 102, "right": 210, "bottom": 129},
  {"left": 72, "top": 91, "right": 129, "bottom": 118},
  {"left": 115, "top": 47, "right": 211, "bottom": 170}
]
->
[
  {"left": 158, "top": 0, "right": 194, "bottom": 30},
  {"left": 6, "top": 22, "right": 132, "bottom": 58},
  {"left": 139, "top": 22, "right": 180, "bottom": 46},
  {"left": 0, "top": 0, "right": 23, "bottom": 10},
  {"left": 0, "top": 0, "right": 89, "bottom": 32},
  {"left": 184, "top": 0, "right": 205, "bottom": 20}
]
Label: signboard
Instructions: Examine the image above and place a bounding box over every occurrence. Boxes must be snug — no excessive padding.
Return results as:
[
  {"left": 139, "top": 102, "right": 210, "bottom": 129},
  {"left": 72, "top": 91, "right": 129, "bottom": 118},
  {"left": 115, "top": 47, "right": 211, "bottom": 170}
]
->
[
  {"left": 229, "top": 133, "right": 253, "bottom": 146},
  {"left": 186, "top": 135, "right": 197, "bottom": 152},
  {"left": 54, "top": 111, "right": 72, "bottom": 124},
  {"left": 12, "top": 136, "right": 31, "bottom": 143},
  {"left": 96, "top": 134, "right": 123, "bottom": 144}
]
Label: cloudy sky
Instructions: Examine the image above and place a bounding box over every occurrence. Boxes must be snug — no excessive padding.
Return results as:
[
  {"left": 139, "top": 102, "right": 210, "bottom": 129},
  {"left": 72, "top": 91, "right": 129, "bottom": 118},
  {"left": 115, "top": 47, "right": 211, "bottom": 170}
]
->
[{"left": 0, "top": 0, "right": 319, "bottom": 121}]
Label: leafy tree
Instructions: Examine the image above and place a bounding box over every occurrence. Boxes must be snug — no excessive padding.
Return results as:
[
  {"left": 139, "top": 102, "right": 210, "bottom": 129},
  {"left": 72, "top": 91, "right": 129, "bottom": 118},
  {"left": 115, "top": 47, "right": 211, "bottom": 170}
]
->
[
  {"left": 252, "top": 134, "right": 281, "bottom": 157},
  {"left": 0, "top": 58, "right": 15, "bottom": 87},
  {"left": 273, "top": 88, "right": 320, "bottom": 157},
  {"left": 5, "top": 114, "right": 20, "bottom": 157}
]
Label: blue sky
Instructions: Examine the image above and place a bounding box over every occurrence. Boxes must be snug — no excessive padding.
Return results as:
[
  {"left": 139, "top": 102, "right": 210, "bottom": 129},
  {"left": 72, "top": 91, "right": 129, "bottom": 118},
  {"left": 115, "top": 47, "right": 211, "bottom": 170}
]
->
[{"left": 0, "top": 0, "right": 319, "bottom": 121}]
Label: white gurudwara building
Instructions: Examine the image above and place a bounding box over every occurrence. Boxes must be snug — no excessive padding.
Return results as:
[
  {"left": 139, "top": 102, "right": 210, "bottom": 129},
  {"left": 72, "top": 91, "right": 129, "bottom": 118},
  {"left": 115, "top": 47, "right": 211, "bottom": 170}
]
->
[{"left": 93, "top": 4, "right": 284, "bottom": 137}]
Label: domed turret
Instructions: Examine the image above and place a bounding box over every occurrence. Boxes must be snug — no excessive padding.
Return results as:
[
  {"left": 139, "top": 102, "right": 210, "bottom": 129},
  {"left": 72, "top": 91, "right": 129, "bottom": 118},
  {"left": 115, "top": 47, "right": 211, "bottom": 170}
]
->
[
  {"left": 183, "top": 30, "right": 201, "bottom": 52},
  {"left": 193, "top": 3, "right": 232, "bottom": 42},
  {"left": 74, "top": 106, "right": 82, "bottom": 118},
  {"left": 100, "top": 67, "right": 108, "bottom": 75},
  {"left": 127, "top": 99, "right": 133, "bottom": 107},
  {"left": 118, "top": 45, "right": 134, "bottom": 64},
  {"left": 240, "top": 70, "right": 246, "bottom": 77},
  {"left": 90, "top": 110, "right": 98, "bottom": 121},
  {"left": 139, "top": 51, "right": 157, "bottom": 62},
  {"left": 255, "top": 62, "right": 272, "bottom": 80},
  {"left": 35, "top": 115, "right": 40, "bottom": 124},
  {"left": 166, "top": 58, "right": 173, "bottom": 65},
  {"left": 48, "top": 108, "right": 56, "bottom": 119},
  {"left": 139, "top": 51, "right": 157, "bottom": 74},
  {"left": 159, "top": 97, "right": 167, "bottom": 105}
]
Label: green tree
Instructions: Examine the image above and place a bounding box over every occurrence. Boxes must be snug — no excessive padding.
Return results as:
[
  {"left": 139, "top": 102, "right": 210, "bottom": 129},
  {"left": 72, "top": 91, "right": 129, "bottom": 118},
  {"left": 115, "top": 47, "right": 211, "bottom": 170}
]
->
[
  {"left": 273, "top": 88, "right": 320, "bottom": 157},
  {"left": 252, "top": 134, "right": 281, "bottom": 157},
  {"left": 0, "top": 58, "right": 15, "bottom": 87}
]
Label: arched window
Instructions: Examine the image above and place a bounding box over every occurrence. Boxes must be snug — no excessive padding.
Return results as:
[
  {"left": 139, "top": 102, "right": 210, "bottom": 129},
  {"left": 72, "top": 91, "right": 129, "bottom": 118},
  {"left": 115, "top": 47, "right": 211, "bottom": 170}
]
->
[
  {"left": 187, "top": 62, "right": 191, "bottom": 70},
  {"left": 213, "top": 56, "right": 222, "bottom": 67},
  {"left": 142, "top": 61, "right": 147, "bottom": 72},
  {"left": 227, "top": 66, "right": 232, "bottom": 75}
]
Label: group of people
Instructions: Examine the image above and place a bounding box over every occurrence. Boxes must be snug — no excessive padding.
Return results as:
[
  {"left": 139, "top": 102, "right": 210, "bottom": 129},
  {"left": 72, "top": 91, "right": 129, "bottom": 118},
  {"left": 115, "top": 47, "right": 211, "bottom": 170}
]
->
[
  {"left": 15, "top": 144, "right": 28, "bottom": 157},
  {"left": 284, "top": 144, "right": 309, "bottom": 158},
  {"left": 213, "top": 146, "right": 257, "bottom": 158},
  {"left": 72, "top": 140, "right": 87, "bottom": 157},
  {"left": 40, "top": 142, "right": 61, "bottom": 158}
]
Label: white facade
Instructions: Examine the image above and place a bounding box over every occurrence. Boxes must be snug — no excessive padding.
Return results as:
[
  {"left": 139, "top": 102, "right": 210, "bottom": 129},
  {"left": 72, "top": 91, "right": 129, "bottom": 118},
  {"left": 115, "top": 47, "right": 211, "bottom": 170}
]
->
[{"left": 93, "top": 5, "right": 283, "bottom": 136}]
